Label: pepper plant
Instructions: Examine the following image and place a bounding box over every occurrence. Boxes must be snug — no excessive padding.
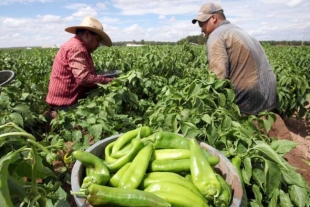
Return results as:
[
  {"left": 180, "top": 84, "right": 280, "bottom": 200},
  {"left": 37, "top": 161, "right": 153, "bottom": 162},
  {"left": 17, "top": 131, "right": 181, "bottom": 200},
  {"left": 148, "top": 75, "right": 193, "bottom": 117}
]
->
[{"left": 0, "top": 122, "right": 68, "bottom": 207}]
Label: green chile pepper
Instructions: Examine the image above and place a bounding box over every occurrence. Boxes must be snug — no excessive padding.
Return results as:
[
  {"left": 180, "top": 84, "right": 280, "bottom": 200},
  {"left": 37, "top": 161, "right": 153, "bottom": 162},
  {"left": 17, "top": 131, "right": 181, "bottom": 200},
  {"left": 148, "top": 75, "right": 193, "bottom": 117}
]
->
[
  {"left": 184, "top": 173, "right": 192, "bottom": 181},
  {"left": 139, "top": 172, "right": 203, "bottom": 199},
  {"left": 148, "top": 159, "right": 190, "bottom": 173},
  {"left": 214, "top": 174, "right": 232, "bottom": 207},
  {"left": 104, "top": 141, "right": 117, "bottom": 163},
  {"left": 112, "top": 126, "right": 152, "bottom": 154},
  {"left": 203, "top": 148, "right": 220, "bottom": 166},
  {"left": 119, "top": 144, "right": 154, "bottom": 189},
  {"left": 111, "top": 142, "right": 131, "bottom": 158},
  {"left": 71, "top": 183, "right": 171, "bottom": 207},
  {"left": 108, "top": 162, "right": 131, "bottom": 187},
  {"left": 231, "top": 156, "right": 248, "bottom": 207},
  {"left": 144, "top": 181, "right": 209, "bottom": 207},
  {"left": 189, "top": 138, "right": 222, "bottom": 200},
  {"left": 142, "top": 131, "right": 190, "bottom": 149},
  {"left": 151, "top": 149, "right": 190, "bottom": 160},
  {"left": 72, "top": 150, "right": 110, "bottom": 186},
  {"left": 105, "top": 138, "right": 144, "bottom": 172}
]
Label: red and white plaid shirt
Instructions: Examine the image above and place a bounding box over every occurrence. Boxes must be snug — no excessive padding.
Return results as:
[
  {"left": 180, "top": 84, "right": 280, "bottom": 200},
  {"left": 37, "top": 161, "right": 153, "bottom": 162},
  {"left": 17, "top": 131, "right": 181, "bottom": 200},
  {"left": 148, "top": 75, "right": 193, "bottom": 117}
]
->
[{"left": 46, "top": 35, "right": 111, "bottom": 107}]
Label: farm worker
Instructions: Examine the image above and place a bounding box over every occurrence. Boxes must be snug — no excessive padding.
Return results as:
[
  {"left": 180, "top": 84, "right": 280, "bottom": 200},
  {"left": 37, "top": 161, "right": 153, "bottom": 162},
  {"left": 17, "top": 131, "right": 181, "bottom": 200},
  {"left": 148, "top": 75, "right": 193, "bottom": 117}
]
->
[
  {"left": 192, "top": 3, "right": 293, "bottom": 141},
  {"left": 192, "top": 2, "right": 277, "bottom": 115},
  {"left": 46, "top": 16, "right": 114, "bottom": 111}
]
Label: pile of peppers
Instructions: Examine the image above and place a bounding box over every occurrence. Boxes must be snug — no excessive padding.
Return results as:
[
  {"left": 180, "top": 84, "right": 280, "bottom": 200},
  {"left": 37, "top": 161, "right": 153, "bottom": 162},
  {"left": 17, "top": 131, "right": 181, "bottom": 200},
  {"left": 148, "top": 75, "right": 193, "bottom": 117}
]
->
[{"left": 71, "top": 126, "right": 233, "bottom": 207}]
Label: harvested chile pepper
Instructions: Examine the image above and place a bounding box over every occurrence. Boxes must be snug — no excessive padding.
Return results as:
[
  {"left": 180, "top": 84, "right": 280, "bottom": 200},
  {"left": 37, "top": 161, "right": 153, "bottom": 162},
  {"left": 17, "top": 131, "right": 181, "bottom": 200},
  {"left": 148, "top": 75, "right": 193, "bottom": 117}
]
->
[
  {"left": 214, "top": 174, "right": 232, "bottom": 207},
  {"left": 140, "top": 172, "right": 203, "bottom": 199},
  {"left": 144, "top": 181, "right": 209, "bottom": 207},
  {"left": 104, "top": 141, "right": 117, "bottom": 163},
  {"left": 148, "top": 159, "right": 190, "bottom": 173},
  {"left": 112, "top": 126, "right": 152, "bottom": 154},
  {"left": 108, "top": 162, "right": 131, "bottom": 187},
  {"left": 202, "top": 148, "right": 220, "bottom": 166},
  {"left": 111, "top": 142, "right": 131, "bottom": 158},
  {"left": 72, "top": 150, "right": 110, "bottom": 187},
  {"left": 119, "top": 144, "right": 154, "bottom": 189},
  {"left": 231, "top": 156, "right": 248, "bottom": 206},
  {"left": 189, "top": 138, "right": 222, "bottom": 200},
  {"left": 151, "top": 149, "right": 190, "bottom": 160},
  {"left": 105, "top": 138, "right": 144, "bottom": 172},
  {"left": 141, "top": 131, "right": 190, "bottom": 149},
  {"left": 71, "top": 183, "right": 171, "bottom": 207}
]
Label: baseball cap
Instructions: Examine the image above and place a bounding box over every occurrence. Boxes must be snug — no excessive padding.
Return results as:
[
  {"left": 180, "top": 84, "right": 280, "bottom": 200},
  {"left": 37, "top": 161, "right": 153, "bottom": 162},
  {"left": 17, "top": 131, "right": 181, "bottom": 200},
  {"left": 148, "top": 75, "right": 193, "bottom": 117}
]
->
[{"left": 192, "top": 2, "right": 223, "bottom": 24}]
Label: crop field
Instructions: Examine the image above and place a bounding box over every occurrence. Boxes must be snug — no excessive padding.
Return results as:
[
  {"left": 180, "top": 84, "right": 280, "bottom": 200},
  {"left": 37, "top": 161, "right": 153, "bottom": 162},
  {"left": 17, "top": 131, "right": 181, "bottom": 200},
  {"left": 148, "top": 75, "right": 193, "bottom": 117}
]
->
[{"left": 0, "top": 44, "right": 310, "bottom": 206}]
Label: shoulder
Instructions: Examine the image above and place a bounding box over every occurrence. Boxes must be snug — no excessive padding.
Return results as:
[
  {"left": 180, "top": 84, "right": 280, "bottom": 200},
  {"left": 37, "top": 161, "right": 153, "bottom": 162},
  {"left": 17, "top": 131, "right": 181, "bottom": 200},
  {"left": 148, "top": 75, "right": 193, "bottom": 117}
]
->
[{"left": 61, "top": 36, "right": 86, "bottom": 51}]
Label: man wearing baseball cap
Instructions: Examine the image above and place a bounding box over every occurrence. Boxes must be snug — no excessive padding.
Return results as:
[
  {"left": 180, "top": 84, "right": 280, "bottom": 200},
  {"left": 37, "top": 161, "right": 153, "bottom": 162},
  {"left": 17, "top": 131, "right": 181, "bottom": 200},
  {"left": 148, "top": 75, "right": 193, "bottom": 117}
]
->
[
  {"left": 46, "top": 16, "right": 114, "bottom": 112},
  {"left": 192, "top": 2, "right": 277, "bottom": 115}
]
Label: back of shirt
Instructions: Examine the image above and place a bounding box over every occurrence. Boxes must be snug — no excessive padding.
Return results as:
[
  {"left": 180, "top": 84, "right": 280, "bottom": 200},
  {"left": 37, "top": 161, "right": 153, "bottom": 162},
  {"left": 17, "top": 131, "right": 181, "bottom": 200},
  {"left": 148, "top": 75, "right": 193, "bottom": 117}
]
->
[{"left": 207, "top": 20, "right": 277, "bottom": 115}]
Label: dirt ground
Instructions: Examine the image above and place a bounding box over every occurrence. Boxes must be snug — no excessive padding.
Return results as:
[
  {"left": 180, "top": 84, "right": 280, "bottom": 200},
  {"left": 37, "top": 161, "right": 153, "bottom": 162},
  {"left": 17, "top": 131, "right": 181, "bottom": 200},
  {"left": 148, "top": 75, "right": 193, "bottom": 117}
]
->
[{"left": 282, "top": 115, "right": 310, "bottom": 186}]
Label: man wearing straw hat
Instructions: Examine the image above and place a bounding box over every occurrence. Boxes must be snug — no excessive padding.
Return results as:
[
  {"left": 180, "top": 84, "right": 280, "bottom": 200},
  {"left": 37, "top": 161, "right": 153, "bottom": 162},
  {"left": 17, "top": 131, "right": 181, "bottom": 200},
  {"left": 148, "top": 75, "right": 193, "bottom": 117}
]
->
[{"left": 46, "top": 16, "right": 114, "bottom": 111}]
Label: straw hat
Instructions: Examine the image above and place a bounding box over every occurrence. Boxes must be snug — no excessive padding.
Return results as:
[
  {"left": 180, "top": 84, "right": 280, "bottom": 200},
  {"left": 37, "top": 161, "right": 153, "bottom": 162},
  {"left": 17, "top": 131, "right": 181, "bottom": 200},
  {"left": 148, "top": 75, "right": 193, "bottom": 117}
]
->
[{"left": 65, "top": 16, "right": 112, "bottom": 47}]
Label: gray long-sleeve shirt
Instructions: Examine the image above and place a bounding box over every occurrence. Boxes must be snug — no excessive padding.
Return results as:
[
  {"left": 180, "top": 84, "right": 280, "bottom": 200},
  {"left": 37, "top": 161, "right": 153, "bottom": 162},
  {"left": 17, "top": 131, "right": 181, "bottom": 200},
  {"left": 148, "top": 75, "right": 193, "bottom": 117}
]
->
[{"left": 207, "top": 20, "right": 277, "bottom": 115}]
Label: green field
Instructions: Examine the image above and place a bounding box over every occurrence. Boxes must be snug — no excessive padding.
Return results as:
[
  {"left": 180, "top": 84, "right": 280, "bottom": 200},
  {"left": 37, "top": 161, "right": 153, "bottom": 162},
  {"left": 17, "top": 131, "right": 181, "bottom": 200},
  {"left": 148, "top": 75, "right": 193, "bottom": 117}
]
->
[{"left": 1, "top": 44, "right": 310, "bottom": 206}]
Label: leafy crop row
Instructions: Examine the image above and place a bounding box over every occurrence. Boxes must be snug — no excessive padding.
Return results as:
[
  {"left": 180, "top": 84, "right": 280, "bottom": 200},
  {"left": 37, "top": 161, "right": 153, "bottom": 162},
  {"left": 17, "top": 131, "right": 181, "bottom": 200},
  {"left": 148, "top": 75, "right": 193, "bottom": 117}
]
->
[{"left": 0, "top": 44, "right": 310, "bottom": 206}]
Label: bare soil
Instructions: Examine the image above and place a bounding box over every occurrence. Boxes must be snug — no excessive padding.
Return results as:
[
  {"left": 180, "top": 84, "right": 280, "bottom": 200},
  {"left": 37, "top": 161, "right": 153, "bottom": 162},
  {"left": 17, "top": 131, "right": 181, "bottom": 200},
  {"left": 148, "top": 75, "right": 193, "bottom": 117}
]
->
[{"left": 283, "top": 116, "right": 310, "bottom": 186}]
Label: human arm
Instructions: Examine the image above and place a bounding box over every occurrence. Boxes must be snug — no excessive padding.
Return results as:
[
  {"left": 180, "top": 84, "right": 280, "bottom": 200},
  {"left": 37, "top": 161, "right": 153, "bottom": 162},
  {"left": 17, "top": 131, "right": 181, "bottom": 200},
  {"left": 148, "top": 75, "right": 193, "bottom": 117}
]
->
[{"left": 69, "top": 47, "right": 113, "bottom": 87}]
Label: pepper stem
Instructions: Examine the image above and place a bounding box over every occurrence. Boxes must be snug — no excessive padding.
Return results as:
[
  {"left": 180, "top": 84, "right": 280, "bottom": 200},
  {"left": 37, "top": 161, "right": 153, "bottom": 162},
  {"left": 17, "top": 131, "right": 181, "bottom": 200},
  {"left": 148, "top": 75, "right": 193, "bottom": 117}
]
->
[{"left": 70, "top": 191, "right": 87, "bottom": 197}]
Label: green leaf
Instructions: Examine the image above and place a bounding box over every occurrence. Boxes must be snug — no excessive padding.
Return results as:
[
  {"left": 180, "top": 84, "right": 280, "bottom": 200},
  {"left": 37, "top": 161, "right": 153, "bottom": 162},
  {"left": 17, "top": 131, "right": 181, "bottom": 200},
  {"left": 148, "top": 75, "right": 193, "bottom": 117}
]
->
[
  {"left": 268, "top": 189, "right": 279, "bottom": 207},
  {"left": 218, "top": 92, "right": 226, "bottom": 106},
  {"left": 252, "top": 168, "right": 265, "bottom": 190},
  {"left": 72, "top": 130, "right": 82, "bottom": 142},
  {"left": 12, "top": 104, "right": 29, "bottom": 114},
  {"left": 89, "top": 124, "right": 103, "bottom": 140},
  {"left": 280, "top": 162, "right": 307, "bottom": 188},
  {"left": 15, "top": 156, "right": 56, "bottom": 179},
  {"left": 86, "top": 117, "right": 96, "bottom": 124},
  {"left": 279, "top": 190, "right": 293, "bottom": 207},
  {"left": 242, "top": 156, "right": 252, "bottom": 185},
  {"left": 8, "top": 112, "right": 24, "bottom": 127},
  {"left": 270, "top": 140, "right": 298, "bottom": 155},
  {"left": 221, "top": 116, "right": 232, "bottom": 132},
  {"left": 225, "top": 88, "right": 235, "bottom": 103},
  {"left": 265, "top": 160, "right": 281, "bottom": 199},
  {"left": 252, "top": 184, "right": 263, "bottom": 207},
  {"left": 288, "top": 184, "right": 308, "bottom": 207},
  {"left": 252, "top": 143, "right": 288, "bottom": 170},
  {"left": 201, "top": 114, "right": 211, "bottom": 124},
  {"left": 8, "top": 175, "right": 26, "bottom": 197}
]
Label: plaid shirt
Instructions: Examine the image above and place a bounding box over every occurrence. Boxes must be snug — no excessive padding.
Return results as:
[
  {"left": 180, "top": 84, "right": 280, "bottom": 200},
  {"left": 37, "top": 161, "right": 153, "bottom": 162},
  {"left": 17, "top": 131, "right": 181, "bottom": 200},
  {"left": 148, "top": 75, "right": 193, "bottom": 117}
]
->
[{"left": 46, "top": 36, "right": 110, "bottom": 107}]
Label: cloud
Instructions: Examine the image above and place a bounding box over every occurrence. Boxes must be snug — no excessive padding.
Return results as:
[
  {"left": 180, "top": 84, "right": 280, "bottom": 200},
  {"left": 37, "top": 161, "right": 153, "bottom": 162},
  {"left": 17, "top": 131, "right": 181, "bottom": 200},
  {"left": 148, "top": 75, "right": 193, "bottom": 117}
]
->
[
  {"left": 2, "top": 18, "right": 29, "bottom": 28},
  {"left": 35, "top": 15, "right": 62, "bottom": 23},
  {"left": 0, "top": 0, "right": 52, "bottom": 6},
  {"left": 71, "top": 6, "right": 98, "bottom": 18},
  {"left": 112, "top": 0, "right": 200, "bottom": 16}
]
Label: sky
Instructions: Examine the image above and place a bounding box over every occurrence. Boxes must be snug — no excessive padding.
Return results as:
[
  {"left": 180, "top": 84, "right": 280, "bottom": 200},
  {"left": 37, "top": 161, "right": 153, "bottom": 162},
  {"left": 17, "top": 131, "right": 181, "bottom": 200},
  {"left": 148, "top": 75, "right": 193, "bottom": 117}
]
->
[{"left": 0, "top": 0, "right": 309, "bottom": 48}]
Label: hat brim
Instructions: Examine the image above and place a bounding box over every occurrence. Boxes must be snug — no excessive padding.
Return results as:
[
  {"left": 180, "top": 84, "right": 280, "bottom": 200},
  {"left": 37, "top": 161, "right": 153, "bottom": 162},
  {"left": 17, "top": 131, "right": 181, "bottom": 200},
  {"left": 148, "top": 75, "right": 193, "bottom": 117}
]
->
[
  {"left": 192, "top": 14, "right": 212, "bottom": 24},
  {"left": 65, "top": 26, "right": 112, "bottom": 47}
]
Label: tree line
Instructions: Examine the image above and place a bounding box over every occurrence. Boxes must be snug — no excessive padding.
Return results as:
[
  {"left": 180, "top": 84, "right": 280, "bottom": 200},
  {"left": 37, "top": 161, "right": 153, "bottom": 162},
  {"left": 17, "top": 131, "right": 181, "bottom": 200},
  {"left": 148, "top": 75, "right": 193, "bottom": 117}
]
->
[{"left": 113, "top": 35, "right": 310, "bottom": 46}]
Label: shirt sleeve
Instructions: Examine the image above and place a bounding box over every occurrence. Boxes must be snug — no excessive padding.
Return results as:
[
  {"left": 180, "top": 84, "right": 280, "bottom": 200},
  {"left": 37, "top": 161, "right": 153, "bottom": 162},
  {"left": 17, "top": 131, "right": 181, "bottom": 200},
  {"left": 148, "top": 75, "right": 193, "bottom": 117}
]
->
[
  {"left": 69, "top": 46, "right": 111, "bottom": 87},
  {"left": 207, "top": 37, "right": 229, "bottom": 80}
]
